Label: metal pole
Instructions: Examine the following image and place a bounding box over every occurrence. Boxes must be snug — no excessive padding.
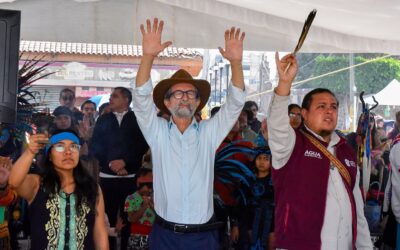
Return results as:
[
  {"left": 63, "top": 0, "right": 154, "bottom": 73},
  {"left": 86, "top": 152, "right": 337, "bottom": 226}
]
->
[
  {"left": 349, "top": 53, "right": 356, "bottom": 131},
  {"left": 226, "top": 64, "right": 230, "bottom": 97},
  {"left": 259, "top": 55, "right": 263, "bottom": 108},
  {"left": 214, "top": 68, "right": 218, "bottom": 105},
  {"left": 208, "top": 71, "right": 212, "bottom": 107},
  {"left": 219, "top": 66, "right": 223, "bottom": 104}
]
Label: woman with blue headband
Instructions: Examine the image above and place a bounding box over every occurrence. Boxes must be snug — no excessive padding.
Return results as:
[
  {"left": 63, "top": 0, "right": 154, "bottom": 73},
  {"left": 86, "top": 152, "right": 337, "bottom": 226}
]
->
[{"left": 8, "top": 129, "right": 108, "bottom": 249}]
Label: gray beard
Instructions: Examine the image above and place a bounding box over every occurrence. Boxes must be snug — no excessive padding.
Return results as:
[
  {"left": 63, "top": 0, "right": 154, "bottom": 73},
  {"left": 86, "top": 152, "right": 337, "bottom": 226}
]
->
[{"left": 168, "top": 106, "right": 195, "bottom": 119}]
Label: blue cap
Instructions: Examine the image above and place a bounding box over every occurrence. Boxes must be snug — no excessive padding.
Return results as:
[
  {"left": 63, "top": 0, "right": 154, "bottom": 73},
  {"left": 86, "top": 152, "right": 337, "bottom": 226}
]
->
[{"left": 45, "top": 132, "right": 80, "bottom": 155}]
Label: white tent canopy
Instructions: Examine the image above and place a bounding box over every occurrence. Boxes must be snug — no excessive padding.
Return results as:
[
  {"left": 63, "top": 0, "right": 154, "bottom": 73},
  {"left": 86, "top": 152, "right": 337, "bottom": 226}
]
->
[
  {"left": 364, "top": 79, "right": 400, "bottom": 106},
  {"left": 1, "top": 0, "right": 400, "bottom": 53}
]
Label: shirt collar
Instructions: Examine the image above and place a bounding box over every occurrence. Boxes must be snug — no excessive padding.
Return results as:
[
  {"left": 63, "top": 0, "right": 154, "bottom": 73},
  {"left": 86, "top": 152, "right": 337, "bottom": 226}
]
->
[
  {"left": 113, "top": 110, "right": 128, "bottom": 116},
  {"left": 168, "top": 117, "right": 199, "bottom": 131}
]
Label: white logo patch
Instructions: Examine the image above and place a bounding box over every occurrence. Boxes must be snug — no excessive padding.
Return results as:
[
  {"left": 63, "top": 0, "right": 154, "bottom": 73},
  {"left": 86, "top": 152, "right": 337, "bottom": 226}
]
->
[
  {"left": 345, "top": 159, "right": 356, "bottom": 167},
  {"left": 304, "top": 150, "right": 322, "bottom": 159}
]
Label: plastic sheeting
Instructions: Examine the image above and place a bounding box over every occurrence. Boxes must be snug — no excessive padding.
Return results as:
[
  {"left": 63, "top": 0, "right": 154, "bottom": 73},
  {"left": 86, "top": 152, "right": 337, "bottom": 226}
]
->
[{"left": 1, "top": 0, "right": 400, "bottom": 53}]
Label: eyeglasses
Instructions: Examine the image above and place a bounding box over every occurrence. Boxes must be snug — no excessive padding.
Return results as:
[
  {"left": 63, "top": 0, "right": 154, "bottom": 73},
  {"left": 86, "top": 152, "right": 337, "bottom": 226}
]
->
[
  {"left": 168, "top": 90, "right": 199, "bottom": 100},
  {"left": 53, "top": 143, "right": 81, "bottom": 153},
  {"left": 289, "top": 113, "right": 302, "bottom": 119},
  {"left": 62, "top": 96, "right": 74, "bottom": 101}
]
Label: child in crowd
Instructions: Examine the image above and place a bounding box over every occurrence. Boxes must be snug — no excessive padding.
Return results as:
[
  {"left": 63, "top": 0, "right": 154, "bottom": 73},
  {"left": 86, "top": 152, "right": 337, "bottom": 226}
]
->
[
  {"left": 249, "top": 146, "right": 275, "bottom": 250},
  {"left": 124, "top": 168, "right": 154, "bottom": 250}
]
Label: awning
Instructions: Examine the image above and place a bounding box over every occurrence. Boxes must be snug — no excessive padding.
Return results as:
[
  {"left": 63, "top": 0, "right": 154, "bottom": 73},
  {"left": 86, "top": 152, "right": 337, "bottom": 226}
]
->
[{"left": 1, "top": 0, "right": 400, "bottom": 53}]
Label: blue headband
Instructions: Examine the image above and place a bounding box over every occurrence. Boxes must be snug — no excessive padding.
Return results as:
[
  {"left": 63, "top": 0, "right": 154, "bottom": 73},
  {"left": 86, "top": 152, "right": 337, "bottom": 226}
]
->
[{"left": 45, "top": 132, "right": 80, "bottom": 155}]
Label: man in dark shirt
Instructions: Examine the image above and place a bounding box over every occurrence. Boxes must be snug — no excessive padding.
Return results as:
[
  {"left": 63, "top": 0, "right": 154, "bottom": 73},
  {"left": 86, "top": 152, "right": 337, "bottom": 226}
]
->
[
  {"left": 90, "top": 87, "right": 149, "bottom": 250},
  {"left": 244, "top": 101, "right": 261, "bottom": 133}
]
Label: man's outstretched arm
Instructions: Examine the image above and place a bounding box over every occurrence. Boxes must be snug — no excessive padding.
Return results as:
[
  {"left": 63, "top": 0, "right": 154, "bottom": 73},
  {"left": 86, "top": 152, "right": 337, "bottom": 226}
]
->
[
  {"left": 267, "top": 53, "right": 298, "bottom": 169},
  {"left": 208, "top": 27, "right": 247, "bottom": 150},
  {"left": 132, "top": 18, "right": 171, "bottom": 145}
]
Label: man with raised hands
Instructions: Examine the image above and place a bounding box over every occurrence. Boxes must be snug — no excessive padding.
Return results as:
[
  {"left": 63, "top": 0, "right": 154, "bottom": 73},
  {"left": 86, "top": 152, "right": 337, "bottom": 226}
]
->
[{"left": 132, "top": 18, "right": 246, "bottom": 249}]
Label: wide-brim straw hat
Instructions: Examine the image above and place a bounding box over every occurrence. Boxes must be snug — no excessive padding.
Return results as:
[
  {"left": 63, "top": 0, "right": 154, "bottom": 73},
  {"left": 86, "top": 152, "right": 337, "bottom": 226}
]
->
[{"left": 153, "top": 69, "right": 211, "bottom": 115}]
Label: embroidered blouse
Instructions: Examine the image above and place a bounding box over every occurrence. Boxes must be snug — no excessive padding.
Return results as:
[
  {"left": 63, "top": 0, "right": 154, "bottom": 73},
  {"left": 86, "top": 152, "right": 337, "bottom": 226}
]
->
[{"left": 29, "top": 187, "right": 95, "bottom": 250}]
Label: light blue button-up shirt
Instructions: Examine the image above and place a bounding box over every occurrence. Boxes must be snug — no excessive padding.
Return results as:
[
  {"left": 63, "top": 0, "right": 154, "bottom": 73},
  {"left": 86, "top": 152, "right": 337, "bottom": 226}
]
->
[{"left": 132, "top": 79, "right": 246, "bottom": 224}]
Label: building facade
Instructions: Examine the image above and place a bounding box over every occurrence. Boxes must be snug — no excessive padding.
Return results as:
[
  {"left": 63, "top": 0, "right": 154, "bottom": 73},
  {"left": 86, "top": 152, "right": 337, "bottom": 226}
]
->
[{"left": 19, "top": 40, "right": 203, "bottom": 111}]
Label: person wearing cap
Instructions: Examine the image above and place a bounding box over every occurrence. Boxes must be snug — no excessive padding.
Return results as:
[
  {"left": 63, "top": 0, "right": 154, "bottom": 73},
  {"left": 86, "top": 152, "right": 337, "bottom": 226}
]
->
[
  {"left": 132, "top": 18, "right": 246, "bottom": 249},
  {"left": 51, "top": 106, "right": 77, "bottom": 134},
  {"left": 8, "top": 130, "right": 108, "bottom": 249}
]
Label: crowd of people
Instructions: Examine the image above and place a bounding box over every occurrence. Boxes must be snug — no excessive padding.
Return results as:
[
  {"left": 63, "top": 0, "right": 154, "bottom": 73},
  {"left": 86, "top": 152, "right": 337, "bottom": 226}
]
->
[{"left": 0, "top": 17, "right": 399, "bottom": 250}]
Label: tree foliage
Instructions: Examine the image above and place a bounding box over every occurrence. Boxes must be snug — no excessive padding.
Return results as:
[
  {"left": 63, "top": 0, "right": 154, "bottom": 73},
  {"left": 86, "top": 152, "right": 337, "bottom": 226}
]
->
[{"left": 294, "top": 53, "right": 400, "bottom": 96}]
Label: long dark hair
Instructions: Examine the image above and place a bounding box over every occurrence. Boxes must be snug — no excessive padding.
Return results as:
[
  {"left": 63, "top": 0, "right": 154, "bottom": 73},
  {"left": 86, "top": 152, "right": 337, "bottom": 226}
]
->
[{"left": 42, "top": 129, "right": 98, "bottom": 214}]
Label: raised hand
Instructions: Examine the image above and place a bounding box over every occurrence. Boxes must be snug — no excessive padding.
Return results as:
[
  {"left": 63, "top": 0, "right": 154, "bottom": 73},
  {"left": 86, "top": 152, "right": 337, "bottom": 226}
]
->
[
  {"left": 26, "top": 133, "right": 48, "bottom": 155},
  {"left": 0, "top": 156, "right": 12, "bottom": 188},
  {"left": 140, "top": 18, "right": 172, "bottom": 57},
  {"left": 275, "top": 52, "right": 298, "bottom": 96},
  {"left": 218, "top": 27, "right": 245, "bottom": 64},
  {"left": 78, "top": 115, "right": 93, "bottom": 141},
  {"left": 218, "top": 27, "right": 245, "bottom": 89}
]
